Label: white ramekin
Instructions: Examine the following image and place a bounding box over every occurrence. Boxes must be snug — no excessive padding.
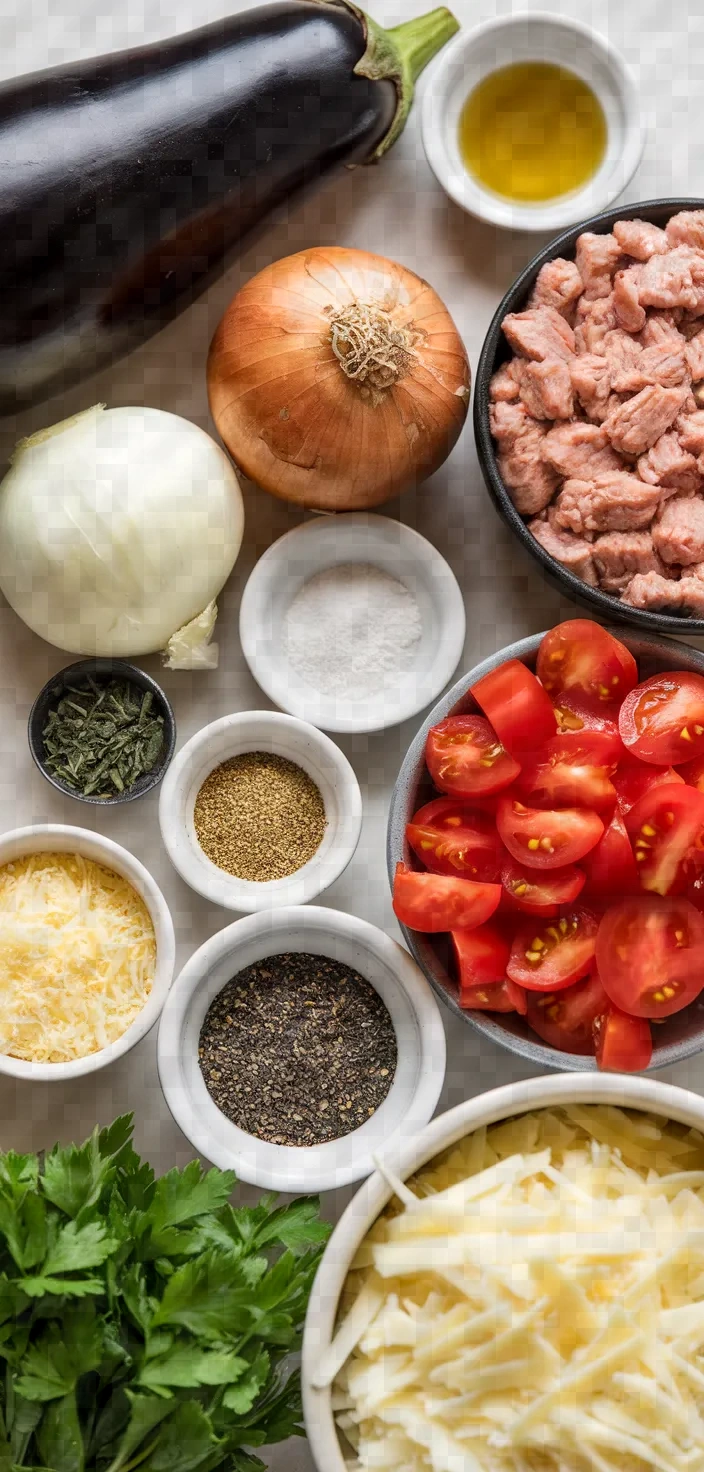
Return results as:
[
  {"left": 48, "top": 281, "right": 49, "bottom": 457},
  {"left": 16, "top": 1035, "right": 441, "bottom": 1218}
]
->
[
  {"left": 157, "top": 905, "right": 447, "bottom": 1194},
  {"left": 301, "top": 1071, "right": 704, "bottom": 1471},
  {"left": 0, "top": 823, "right": 175, "bottom": 1082},
  {"left": 239, "top": 514, "right": 466, "bottom": 735},
  {"left": 158, "top": 710, "right": 362, "bottom": 911},
  {"left": 422, "top": 13, "right": 645, "bottom": 232}
]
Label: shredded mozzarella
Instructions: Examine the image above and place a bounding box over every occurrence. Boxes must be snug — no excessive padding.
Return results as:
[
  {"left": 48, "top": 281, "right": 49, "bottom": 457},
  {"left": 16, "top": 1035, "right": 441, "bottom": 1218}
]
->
[
  {"left": 331, "top": 1106, "right": 704, "bottom": 1472},
  {"left": 0, "top": 851, "right": 156, "bottom": 1062}
]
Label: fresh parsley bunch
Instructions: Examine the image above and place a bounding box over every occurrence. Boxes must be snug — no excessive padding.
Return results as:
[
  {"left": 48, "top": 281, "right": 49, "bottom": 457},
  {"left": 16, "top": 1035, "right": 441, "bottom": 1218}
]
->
[{"left": 0, "top": 1116, "right": 330, "bottom": 1472}]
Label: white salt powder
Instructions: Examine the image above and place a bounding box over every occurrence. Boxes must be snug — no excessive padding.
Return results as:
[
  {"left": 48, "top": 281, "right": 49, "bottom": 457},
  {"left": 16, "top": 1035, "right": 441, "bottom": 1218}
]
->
[{"left": 283, "top": 563, "right": 422, "bottom": 700}]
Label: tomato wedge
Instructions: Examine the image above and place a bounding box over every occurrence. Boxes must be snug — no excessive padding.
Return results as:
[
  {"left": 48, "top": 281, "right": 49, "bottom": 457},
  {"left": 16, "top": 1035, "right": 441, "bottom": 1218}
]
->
[
  {"left": 678, "top": 754, "right": 704, "bottom": 792},
  {"left": 425, "top": 715, "right": 520, "bottom": 798},
  {"left": 596, "top": 895, "right": 704, "bottom": 1017},
  {"left": 452, "top": 923, "right": 510, "bottom": 989},
  {"left": 525, "top": 970, "right": 608, "bottom": 1054},
  {"left": 580, "top": 810, "right": 638, "bottom": 898},
  {"left": 537, "top": 619, "right": 637, "bottom": 710},
  {"left": 471, "top": 659, "right": 556, "bottom": 757},
  {"left": 613, "top": 753, "right": 684, "bottom": 815},
  {"left": 619, "top": 671, "right": 704, "bottom": 765},
  {"left": 624, "top": 783, "right": 704, "bottom": 895},
  {"left": 406, "top": 799, "right": 504, "bottom": 882},
  {"left": 553, "top": 692, "right": 624, "bottom": 747},
  {"left": 496, "top": 795, "right": 604, "bottom": 870},
  {"left": 593, "top": 1008, "right": 653, "bottom": 1072},
  {"left": 507, "top": 908, "right": 599, "bottom": 991},
  {"left": 392, "top": 863, "right": 501, "bottom": 933},
  {"left": 501, "top": 858, "right": 585, "bottom": 917},
  {"left": 460, "top": 978, "right": 528, "bottom": 1013},
  {"left": 514, "top": 731, "right": 619, "bottom": 811}
]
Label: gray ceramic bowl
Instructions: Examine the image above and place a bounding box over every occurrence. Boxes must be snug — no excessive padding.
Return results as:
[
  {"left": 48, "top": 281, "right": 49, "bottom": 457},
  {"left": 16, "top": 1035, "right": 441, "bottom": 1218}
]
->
[
  {"left": 28, "top": 658, "right": 176, "bottom": 806},
  {"left": 474, "top": 197, "right": 704, "bottom": 636},
  {"left": 387, "top": 629, "right": 704, "bottom": 1071}
]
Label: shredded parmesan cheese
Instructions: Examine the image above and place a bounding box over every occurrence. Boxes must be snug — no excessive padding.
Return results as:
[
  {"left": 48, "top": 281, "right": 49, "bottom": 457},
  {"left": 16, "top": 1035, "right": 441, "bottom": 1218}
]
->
[
  {"left": 332, "top": 1106, "right": 704, "bottom": 1472},
  {"left": 0, "top": 851, "right": 156, "bottom": 1062}
]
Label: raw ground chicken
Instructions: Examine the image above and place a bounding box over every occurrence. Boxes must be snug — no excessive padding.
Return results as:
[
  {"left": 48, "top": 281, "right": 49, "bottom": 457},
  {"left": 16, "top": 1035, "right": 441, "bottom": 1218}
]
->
[{"left": 489, "top": 209, "right": 704, "bottom": 614}]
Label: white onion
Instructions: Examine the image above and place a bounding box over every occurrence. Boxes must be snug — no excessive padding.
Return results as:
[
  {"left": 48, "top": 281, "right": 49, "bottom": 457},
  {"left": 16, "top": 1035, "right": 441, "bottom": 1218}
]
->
[{"left": 0, "top": 404, "right": 244, "bottom": 661}]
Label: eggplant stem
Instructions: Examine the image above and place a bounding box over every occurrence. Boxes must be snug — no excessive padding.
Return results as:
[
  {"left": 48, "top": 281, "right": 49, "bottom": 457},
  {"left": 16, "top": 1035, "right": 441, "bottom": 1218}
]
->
[{"left": 388, "top": 8, "right": 460, "bottom": 86}]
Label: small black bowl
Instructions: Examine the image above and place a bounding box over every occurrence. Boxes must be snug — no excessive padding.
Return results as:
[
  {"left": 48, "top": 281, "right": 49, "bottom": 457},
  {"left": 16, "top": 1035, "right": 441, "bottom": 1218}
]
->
[
  {"left": 28, "top": 658, "right": 177, "bottom": 805},
  {"left": 474, "top": 196, "right": 704, "bottom": 635}
]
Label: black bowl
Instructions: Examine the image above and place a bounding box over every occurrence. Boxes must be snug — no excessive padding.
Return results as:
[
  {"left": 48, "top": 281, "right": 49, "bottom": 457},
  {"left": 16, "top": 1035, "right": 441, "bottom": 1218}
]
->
[
  {"left": 28, "top": 658, "right": 176, "bottom": 805},
  {"left": 474, "top": 196, "right": 704, "bottom": 635}
]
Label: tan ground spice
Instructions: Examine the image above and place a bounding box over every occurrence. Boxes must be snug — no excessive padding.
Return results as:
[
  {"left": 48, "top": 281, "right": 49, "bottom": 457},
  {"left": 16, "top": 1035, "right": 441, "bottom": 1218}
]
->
[{"left": 193, "top": 751, "right": 326, "bottom": 881}]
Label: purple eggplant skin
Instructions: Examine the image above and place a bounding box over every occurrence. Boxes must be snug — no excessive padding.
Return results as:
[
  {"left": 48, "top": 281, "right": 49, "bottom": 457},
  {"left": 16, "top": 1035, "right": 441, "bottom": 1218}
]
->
[{"left": 0, "top": 0, "right": 458, "bottom": 412}]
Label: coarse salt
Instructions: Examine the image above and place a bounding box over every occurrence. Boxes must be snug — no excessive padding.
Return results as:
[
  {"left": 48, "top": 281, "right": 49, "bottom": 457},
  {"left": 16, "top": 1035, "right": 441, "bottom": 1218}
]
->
[{"left": 283, "top": 563, "right": 422, "bottom": 699}]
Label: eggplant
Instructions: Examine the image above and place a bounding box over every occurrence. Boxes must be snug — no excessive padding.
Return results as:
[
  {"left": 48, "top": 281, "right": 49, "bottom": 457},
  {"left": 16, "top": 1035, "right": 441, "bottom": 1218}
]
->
[{"left": 0, "top": 0, "right": 458, "bottom": 412}]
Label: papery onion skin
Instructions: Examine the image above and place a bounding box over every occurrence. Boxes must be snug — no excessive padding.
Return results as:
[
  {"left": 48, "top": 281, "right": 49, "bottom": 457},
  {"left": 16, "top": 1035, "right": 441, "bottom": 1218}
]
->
[
  {"left": 0, "top": 405, "right": 244, "bottom": 657},
  {"left": 207, "top": 246, "right": 470, "bottom": 510}
]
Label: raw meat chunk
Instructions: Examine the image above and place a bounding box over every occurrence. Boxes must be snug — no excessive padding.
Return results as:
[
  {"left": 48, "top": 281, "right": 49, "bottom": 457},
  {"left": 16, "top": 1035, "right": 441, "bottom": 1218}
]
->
[
  {"left": 489, "top": 362, "right": 520, "bottom": 403},
  {"left": 489, "top": 399, "right": 533, "bottom": 445},
  {"left": 677, "top": 410, "right": 704, "bottom": 454},
  {"left": 610, "top": 343, "right": 689, "bottom": 393},
  {"left": 666, "top": 210, "right": 704, "bottom": 250},
  {"left": 613, "top": 218, "right": 669, "bottom": 261},
  {"left": 689, "top": 563, "right": 704, "bottom": 581},
  {"left": 554, "top": 473, "right": 663, "bottom": 534},
  {"left": 637, "top": 431, "right": 701, "bottom": 493},
  {"left": 516, "top": 359, "right": 574, "bottom": 420},
  {"left": 528, "top": 259, "right": 583, "bottom": 316},
  {"left": 685, "top": 330, "right": 704, "bottom": 381},
  {"left": 575, "top": 232, "right": 623, "bottom": 300},
  {"left": 602, "top": 328, "right": 643, "bottom": 375},
  {"left": 541, "top": 422, "right": 621, "bottom": 479},
  {"left": 623, "top": 572, "right": 704, "bottom": 615},
  {"left": 592, "top": 530, "right": 664, "bottom": 592},
  {"left": 574, "top": 295, "right": 618, "bottom": 354},
  {"left": 636, "top": 247, "right": 704, "bottom": 313},
  {"left": 604, "top": 384, "right": 689, "bottom": 456},
  {"left": 497, "top": 416, "right": 559, "bottom": 516},
  {"left": 613, "top": 268, "right": 646, "bottom": 331},
  {"left": 503, "top": 306, "right": 575, "bottom": 362},
  {"left": 639, "top": 310, "right": 684, "bottom": 347},
  {"left": 652, "top": 495, "right": 704, "bottom": 565},
  {"left": 569, "top": 354, "right": 612, "bottom": 422},
  {"left": 528, "top": 517, "right": 598, "bottom": 584}
]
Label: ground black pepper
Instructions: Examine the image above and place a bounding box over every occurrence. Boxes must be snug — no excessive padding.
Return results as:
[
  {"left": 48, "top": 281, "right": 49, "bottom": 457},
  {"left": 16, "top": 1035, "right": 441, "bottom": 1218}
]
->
[{"left": 198, "top": 952, "right": 398, "bottom": 1147}]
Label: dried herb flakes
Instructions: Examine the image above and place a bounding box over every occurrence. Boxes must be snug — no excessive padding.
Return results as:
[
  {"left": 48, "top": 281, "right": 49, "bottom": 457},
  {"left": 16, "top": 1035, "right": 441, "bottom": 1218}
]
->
[{"left": 42, "top": 675, "right": 165, "bottom": 798}]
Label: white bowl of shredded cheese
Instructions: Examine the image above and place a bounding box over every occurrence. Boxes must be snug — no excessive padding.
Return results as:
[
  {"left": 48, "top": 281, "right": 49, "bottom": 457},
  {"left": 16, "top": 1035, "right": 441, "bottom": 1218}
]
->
[
  {"left": 0, "top": 824, "right": 175, "bottom": 1080},
  {"left": 302, "top": 1072, "right": 704, "bottom": 1472}
]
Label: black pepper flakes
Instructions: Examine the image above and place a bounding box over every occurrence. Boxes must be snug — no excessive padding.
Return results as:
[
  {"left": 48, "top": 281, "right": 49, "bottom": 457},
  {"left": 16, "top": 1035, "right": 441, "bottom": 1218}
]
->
[{"left": 198, "top": 952, "right": 398, "bottom": 1147}]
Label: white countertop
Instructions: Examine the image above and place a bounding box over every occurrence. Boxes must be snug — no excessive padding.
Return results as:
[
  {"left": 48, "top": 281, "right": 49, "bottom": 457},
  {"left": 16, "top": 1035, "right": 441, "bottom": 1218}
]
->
[{"left": 1, "top": 0, "right": 703, "bottom": 1465}]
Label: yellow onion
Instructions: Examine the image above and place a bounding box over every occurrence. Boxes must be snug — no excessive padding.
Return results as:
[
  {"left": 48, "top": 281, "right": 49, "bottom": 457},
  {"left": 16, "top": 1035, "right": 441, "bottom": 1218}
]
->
[{"left": 207, "top": 246, "right": 470, "bottom": 510}]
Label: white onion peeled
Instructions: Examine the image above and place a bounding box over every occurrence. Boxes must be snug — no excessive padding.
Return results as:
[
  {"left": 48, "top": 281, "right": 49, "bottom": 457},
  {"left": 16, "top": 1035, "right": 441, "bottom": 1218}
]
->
[{"left": 0, "top": 404, "right": 244, "bottom": 663}]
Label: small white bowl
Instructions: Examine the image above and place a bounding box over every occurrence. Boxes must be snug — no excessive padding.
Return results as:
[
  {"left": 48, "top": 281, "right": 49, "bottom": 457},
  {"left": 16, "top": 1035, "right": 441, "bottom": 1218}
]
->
[
  {"left": 158, "top": 710, "right": 362, "bottom": 911},
  {"left": 301, "top": 1071, "right": 704, "bottom": 1471},
  {"left": 422, "top": 13, "right": 645, "bottom": 233},
  {"left": 157, "top": 905, "right": 447, "bottom": 1193},
  {"left": 0, "top": 823, "right": 175, "bottom": 1082},
  {"left": 238, "top": 514, "right": 466, "bottom": 734}
]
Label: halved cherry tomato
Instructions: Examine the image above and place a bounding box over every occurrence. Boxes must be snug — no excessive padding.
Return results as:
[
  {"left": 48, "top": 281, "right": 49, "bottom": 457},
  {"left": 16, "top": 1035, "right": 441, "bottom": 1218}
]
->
[
  {"left": 471, "top": 660, "right": 556, "bottom": 757},
  {"left": 406, "top": 799, "right": 504, "bottom": 882},
  {"left": 593, "top": 1008, "right": 653, "bottom": 1072},
  {"left": 678, "top": 754, "right": 704, "bottom": 792},
  {"left": 452, "top": 925, "right": 527, "bottom": 1013},
  {"left": 619, "top": 672, "right": 704, "bottom": 766},
  {"left": 580, "top": 810, "right": 639, "bottom": 898},
  {"left": 537, "top": 619, "right": 638, "bottom": 710},
  {"left": 425, "top": 715, "right": 520, "bottom": 798},
  {"left": 501, "top": 858, "right": 585, "bottom": 917},
  {"left": 507, "top": 907, "right": 599, "bottom": 991},
  {"left": 553, "top": 692, "right": 624, "bottom": 747},
  {"left": 496, "top": 795, "right": 604, "bottom": 870},
  {"left": 460, "top": 979, "right": 529, "bottom": 1013},
  {"left": 392, "top": 863, "right": 501, "bottom": 933},
  {"left": 514, "top": 731, "right": 619, "bottom": 811},
  {"left": 613, "top": 753, "right": 684, "bottom": 815},
  {"left": 624, "top": 783, "right": 704, "bottom": 895},
  {"left": 596, "top": 895, "right": 704, "bottom": 1017},
  {"left": 525, "top": 970, "right": 608, "bottom": 1054}
]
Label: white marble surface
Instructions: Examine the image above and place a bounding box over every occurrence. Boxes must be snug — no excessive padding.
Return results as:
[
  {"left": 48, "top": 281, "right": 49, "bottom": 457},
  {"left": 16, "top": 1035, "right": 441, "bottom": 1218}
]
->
[{"left": 1, "top": 0, "right": 704, "bottom": 1465}]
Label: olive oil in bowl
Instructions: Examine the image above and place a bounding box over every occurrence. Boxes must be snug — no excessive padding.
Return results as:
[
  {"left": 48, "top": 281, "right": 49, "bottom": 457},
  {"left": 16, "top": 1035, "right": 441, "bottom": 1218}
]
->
[{"left": 459, "top": 61, "right": 607, "bottom": 204}]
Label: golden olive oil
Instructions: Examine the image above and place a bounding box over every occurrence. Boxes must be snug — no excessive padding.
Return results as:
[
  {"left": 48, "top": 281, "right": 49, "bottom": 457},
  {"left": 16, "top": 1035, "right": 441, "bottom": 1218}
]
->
[{"left": 459, "top": 61, "right": 607, "bottom": 204}]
